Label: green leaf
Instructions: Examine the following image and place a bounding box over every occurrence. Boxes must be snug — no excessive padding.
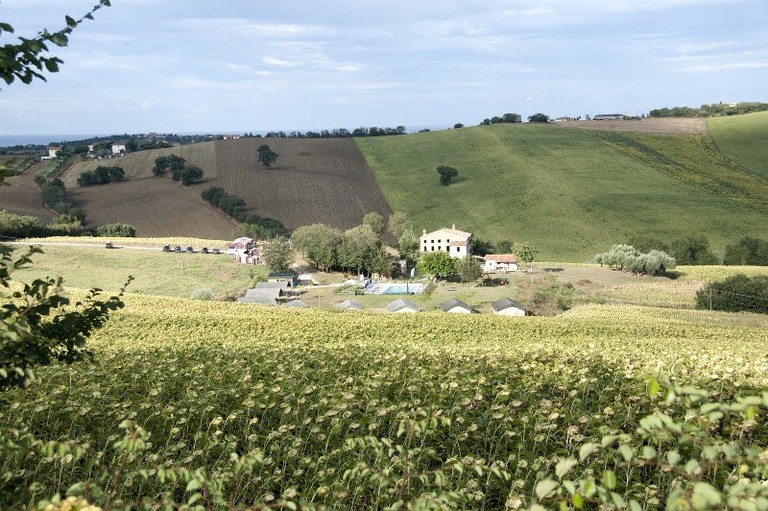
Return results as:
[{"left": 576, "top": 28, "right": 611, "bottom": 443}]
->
[
  {"left": 65, "top": 16, "right": 77, "bottom": 28},
  {"left": 602, "top": 470, "right": 617, "bottom": 490},
  {"left": 0, "top": 23, "right": 14, "bottom": 33},
  {"left": 619, "top": 444, "right": 633, "bottom": 462},
  {"left": 691, "top": 482, "right": 722, "bottom": 509},
  {"left": 555, "top": 458, "right": 578, "bottom": 479},
  {"left": 535, "top": 479, "right": 559, "bottom": 500},
  {"left": 185, "top": 479, "right": 201, "bottom": 492},
  {"left": 572, "top": 494, "right": 583, "bottom": 509},
  {"left": 647, "top": 377, "right": 660, "bottom": 398},
  {"left": 51, "top": 33, "right": 69, "bottom": 47},
  {"left": 579, "top": 443, "right": 598, "bottom": 461},
  {"left": 666, "top": 450, "right": 681, "bottom": 466}
]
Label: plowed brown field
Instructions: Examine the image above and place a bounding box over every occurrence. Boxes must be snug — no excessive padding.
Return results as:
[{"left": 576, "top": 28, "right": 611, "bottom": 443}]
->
[
  {"left": 5, "top": 137, "right": 392, "bottom": 237},
  {"left": 66, "top": 177, "right": 238, "bottom": 238},
  {"left": 0, "top": 164, "right": 57, "bottom": 222},
  {"left": 209, "top": 138, "right": 392, "bottom": 231}
]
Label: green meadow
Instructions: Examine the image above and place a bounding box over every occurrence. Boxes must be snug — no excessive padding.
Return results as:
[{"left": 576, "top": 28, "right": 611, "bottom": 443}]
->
[{"left": 357, "top": 121, "right": 768, "bottom": 261}]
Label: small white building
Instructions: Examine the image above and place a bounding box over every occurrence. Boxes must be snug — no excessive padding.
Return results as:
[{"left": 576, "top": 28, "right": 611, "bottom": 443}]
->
[
  {"left": 41, "top": 145, "right": 61, "bottom": 160},
  {"left": 491, "top": 298, "right": 527, "bottom": 316},
  {"left": 111, "top": 143, "right": 126, "bottom": 155},
  {"left": 483, "top": 254, "right": 519, "bottom": 273},
  {"left": 439, "top": 298, "right": 473, "bottom": 314},
  {"left": 336, "top": 299, "right": 364, "bottom": 311},
  {"left": 229, "top": 237, "right": 260, "bottom": 265},
  {"left": 386, "top": 298, "right": 420, "bottom": 313},
  {"left": 419, "top": 224, "right": 472, "bottom": 259}
]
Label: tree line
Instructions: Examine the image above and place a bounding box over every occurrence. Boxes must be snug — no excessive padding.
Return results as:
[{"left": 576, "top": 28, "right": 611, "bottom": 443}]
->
[
  {"left": 201, "top": 187, "right": 287, "bottom": 239},
  {"left": 255, "top": 125, "right": 408, "bottom": 139},
  {"left": 77, "top": 165, "right": 124, "bottom": 186},
  {"left": 649, "top": 102, "right": 768, "bottom": 118}
]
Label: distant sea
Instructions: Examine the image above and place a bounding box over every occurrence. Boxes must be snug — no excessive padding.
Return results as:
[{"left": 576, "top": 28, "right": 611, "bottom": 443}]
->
[{"left": 0, "top": 134, "right": 105, "bottom": 147}]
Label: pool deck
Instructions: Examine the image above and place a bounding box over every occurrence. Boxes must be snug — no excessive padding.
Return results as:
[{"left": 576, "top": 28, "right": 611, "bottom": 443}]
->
[{"left": 366, "top": 282, "right": 425, "bottom": 295}]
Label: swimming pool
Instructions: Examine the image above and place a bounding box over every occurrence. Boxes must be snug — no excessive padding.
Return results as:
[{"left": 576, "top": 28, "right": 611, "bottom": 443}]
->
[{"left": 371, "top": 283, "right": 425, "bottom": 295}]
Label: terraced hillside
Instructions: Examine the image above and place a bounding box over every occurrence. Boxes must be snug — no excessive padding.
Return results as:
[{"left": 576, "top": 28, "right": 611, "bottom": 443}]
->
[{"left": 357, "top": 118, "right": 768, "bottom": 260}]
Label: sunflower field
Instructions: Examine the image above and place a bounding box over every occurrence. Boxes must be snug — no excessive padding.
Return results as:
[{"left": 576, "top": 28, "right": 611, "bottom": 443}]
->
[{"left": 1, "top": 294, "right": 767, "bottom": 510}]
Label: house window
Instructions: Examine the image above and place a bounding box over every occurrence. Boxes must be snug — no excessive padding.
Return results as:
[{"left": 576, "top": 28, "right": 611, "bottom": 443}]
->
[
  {"left": 431, "top": 247, "right": 434, "bottom": 251},
  {"left": 456, "top": 247, "right": 460, "bottom": 252},
  {"left": 438, "top": 239, "right": 441, "bottom": 243},
  {"left": 431, "top": 239, "right": 434, "bottom": 243}
]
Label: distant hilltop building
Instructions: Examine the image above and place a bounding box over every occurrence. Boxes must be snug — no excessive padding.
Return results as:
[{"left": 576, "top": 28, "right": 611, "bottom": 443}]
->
[
  {"left": 41, "top": 145, "right": 61, "bottom": 160},
  {"left": 593, "top": 113, "right": 625, "bottom": 120},
  {"left": 420, "top": 224, "right": 472, "bottom": 259}
]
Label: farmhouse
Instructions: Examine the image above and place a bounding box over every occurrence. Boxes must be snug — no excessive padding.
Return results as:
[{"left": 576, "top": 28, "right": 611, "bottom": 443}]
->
[
  {"left": 420, "top": 225, "right": 472, "bottom": 259},
  {"left": 228, "top": 237, "right": 261, "bottom": 265},
  {"left": 41, "top": 146, "right": 61, "bottom": 160},
  {"left": 491, "top": 298, "right": 528, "bottom": 316},
  {"left": 386, "top": 298, "right": 420, "bottom": 313},
  {"left": 439, "top": 298, "right": 474, "bottom": 314},
  {"left": 483, "top": 254, "right": 519, "bottom": 273},
  {"left": 111, "top": 143, "right": 127, "bottom": 155}
]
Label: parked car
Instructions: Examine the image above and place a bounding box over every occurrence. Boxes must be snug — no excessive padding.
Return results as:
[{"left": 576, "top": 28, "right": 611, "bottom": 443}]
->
[{"left": 105, "top": 241, "right": 114, "bottom": 249}]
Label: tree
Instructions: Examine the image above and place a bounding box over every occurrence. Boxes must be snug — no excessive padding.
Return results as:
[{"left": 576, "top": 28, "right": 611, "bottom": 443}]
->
[
  {"left": 594, "top": 244, "right": 640, "bottom": 271},
  {"left": 362, "top": 211, "right": 385, "bottom": 238},
  {"left": 512, "top": 242, "right": 539, "bottom": 271},
  {"left": 595, "top": 244, "right": 675, "bottom": 275},
  {"left": 627, "top": 250, "right": 676, "bottom": 276},
  {"left": 417, "top": 251, "right": 458, "bottom": 279},
  {"left": 670, "top": 235, "right": 719, "bottom": 265},
  {"left": 458, "top": 254, "right": 483, "bottom": 283},
  {"left": 387, "top": 211, "right": 412, "bottom": 240},
  {"left": 338, "top": 225, "right": 380, "bottom": 275},
  {"left": 0, "top": 1, "right": 110, "bottom": 87},
  {"left": 453, "top": 123, "right": 464, "bottom": 129},
  {"left": 291, "top": 223, "right": 342, "bottom": 271},
  {"left": 527, "top": 113, "right": 550, "bottom": 123},
  {"left": 180, "top": 166, "right": 204, "bottom": 186},
  {"left": 436, "top": 165, "right": 459, "bottom": 186},
  {"left": 261, "top": 236, "right": 294, "bottom": 272},
  {"left": 627, "top": 235, "right": 669, "bottom": 254},
  {"left": 724, "top": 236, "right": 768, "bottom": 266},
  {"left": 257, "top": 144, "right": 279, "bottom": 168},
  {"left": 496, "top": 240, "right": 514, "bottom": 253},
  {"left": 397, "top": 229, "right": 419, "bottom": 265}
]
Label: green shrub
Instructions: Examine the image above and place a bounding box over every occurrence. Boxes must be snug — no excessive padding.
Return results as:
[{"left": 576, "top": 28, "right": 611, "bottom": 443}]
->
[
  {"left": 96, "top": 223, "right": 136, "bottom": 237},
  {"left": 695, "top": 274, "right": 768, "bottom": 313},
  {"left": 190, "top": 288, "right": 214, "bottom": 301}
]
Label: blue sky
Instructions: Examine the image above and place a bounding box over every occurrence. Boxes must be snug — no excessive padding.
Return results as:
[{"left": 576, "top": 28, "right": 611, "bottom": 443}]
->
[{"left": 1, "top": 0, "right": 766, "bottom": 136}]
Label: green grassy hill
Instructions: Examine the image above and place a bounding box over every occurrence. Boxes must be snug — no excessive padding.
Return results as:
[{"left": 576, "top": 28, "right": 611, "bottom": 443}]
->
[
  {"left": 357, "top": 121, "right": 768, "bottom": 261},
  {"left": 707, "top": 111, "right": 768, "bottom": 178}
]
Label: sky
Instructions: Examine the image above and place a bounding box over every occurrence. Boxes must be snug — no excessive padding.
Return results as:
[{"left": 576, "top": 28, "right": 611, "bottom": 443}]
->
[{"left": 0, "top": 0, "right": 766, "bottom": 136}]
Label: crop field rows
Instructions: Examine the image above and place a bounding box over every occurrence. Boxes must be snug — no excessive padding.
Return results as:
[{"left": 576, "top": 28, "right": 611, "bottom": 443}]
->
[{"left": 2, "top": 295, "right": 767, "bottom": 509}]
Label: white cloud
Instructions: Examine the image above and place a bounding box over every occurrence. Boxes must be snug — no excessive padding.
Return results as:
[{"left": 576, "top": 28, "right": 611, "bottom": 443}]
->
[{"left": 263, "top": 56, "right": 302, "bottom": 68}]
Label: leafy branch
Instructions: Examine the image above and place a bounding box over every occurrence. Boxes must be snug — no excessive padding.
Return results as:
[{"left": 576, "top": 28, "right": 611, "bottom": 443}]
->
[{"left": 0, "top": 0, "right": 111, "bottom": 86}]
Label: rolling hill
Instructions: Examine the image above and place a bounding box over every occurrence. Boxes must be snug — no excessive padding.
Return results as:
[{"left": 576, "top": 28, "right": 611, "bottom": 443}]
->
[
  {"left": 3, "top": 114, "right": 768, "bottom": 261},
  {"left": 357, "top": 114, "right": 768, "bottom": 260},
  {"left": 59, "top": 137, "right": 392, "bottom": 236}
]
